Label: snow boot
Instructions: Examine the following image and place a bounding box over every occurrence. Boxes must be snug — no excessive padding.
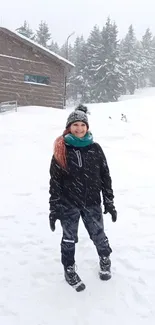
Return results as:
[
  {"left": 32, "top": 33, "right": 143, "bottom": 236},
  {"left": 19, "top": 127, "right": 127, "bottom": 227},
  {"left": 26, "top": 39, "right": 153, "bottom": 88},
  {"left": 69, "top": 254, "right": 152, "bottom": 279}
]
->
[
  {"left": 99, "top": 256, "right": 111, "bottom": 280},
  {"left": 64, "top": 264, "right": 86, "bottom": 292}
]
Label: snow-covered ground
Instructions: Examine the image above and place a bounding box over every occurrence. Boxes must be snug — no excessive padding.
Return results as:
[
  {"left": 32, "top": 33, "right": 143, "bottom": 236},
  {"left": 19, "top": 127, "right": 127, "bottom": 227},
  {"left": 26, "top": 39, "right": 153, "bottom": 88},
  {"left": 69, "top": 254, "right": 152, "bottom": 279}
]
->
[{"left": 0, "top": 88, "right": 155, "bottom": 325}]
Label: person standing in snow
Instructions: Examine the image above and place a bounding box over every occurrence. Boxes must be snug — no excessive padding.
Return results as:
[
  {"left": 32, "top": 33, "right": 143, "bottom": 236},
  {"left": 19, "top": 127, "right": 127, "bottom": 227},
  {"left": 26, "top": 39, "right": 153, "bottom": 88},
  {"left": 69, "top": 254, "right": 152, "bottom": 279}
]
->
[{"left": 49, "top": 104, "right": 117, "bottom": 292}]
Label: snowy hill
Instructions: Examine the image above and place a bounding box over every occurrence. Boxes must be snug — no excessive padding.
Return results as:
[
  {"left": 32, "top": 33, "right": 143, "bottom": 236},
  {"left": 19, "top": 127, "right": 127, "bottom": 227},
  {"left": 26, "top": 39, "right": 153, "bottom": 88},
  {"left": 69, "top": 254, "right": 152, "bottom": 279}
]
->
[{"left": 0, "top": 89, "right": 155, "bottom": 325}]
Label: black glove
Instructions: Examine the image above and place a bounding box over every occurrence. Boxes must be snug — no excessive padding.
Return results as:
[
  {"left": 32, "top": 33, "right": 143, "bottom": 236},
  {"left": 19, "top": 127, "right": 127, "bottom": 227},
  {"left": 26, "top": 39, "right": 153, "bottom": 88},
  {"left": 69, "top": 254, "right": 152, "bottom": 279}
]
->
[
  {"left": 104, "top": 203, "right": 117, "bottom": 222},
  {"left": 49, "top": 202, "right": 62, "bottom": 232},
  {"left": 49, "top": 213, "right": 56, "bottom": 232}
]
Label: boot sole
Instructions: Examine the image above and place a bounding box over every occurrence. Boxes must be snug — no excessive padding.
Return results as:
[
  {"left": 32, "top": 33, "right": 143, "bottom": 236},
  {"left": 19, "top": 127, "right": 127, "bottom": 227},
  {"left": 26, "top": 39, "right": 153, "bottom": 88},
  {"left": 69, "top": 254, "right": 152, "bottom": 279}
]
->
[{"left": 74, "top": 282, "right": 86, "bottom": 292}]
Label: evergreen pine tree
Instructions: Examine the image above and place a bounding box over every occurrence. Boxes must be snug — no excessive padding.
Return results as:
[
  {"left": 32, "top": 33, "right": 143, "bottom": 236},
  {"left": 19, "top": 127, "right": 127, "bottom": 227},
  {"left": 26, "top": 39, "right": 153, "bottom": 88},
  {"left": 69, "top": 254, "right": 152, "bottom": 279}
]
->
[
  {"left": 120, "top": 25, "right": 138, "bottom": 94},
  {"left": 87, "top": 18, "right": 124, "bottom": 102},
  {"left": 141, "top": 28, "right": 155, "bottom": 86},
  {"left": 16, "top": 20, "right": 34, "bottom": 39},
  {"left": 69, "top": 36, "right": 88, "bottom": 101},
  {"left": 99, "top": 18, "right": 125, "bottom": 102},
  {"left": 134, "top": 40, "right": 146, "bottom": 88},
  {"left": 59, "top": 43, "right": 73, "bottom": 59},
  {"left": 36, "top": 21, "right": 51, "bottom": 47},
  {"left": 86, "top": 25, "right": 103, "bottom": 102},
  {"left": 142, "top": 28, "right": 153, "bottom": 86},
  {"left": 150, "top": 37, "right": 155, "bottom": 86},
  {"left": 60, "top": 43, "right": 67, "bottom": 58},
  {"left": 48, "top": 41, "right": 60, "bottom": 54}
]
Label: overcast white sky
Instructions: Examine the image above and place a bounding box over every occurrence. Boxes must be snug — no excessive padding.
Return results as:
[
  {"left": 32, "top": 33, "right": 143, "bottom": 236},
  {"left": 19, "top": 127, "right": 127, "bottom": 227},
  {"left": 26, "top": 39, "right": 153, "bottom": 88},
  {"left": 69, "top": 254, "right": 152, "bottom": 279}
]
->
[{"left": 1, "top": 0, "right": 155, "bottom": 45}]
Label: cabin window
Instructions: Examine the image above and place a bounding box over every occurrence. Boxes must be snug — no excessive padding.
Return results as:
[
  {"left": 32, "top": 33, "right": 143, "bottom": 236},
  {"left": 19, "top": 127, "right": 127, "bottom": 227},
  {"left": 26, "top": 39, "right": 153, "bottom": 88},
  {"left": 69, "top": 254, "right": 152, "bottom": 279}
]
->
[{"left": 24, "top": 74, "right": 50, "bottom": 85}]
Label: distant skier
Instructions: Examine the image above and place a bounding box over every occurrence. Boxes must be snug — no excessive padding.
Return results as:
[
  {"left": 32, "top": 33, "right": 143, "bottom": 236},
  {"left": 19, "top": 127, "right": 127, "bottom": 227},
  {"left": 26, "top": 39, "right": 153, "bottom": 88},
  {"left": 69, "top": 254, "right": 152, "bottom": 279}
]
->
[
  {"left": 121, "top": 113, "right": 127, "bottom": 122},
  {"left": 49, "top": 104, "right": 117, "bottom": 292}
]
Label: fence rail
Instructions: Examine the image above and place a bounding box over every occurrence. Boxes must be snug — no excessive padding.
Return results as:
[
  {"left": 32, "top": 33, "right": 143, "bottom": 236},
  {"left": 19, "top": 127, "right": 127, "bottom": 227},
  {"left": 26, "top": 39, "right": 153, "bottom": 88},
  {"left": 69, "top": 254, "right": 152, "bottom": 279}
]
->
[{"left": 0, "top": 100, "right": 17, "bottom": 113}]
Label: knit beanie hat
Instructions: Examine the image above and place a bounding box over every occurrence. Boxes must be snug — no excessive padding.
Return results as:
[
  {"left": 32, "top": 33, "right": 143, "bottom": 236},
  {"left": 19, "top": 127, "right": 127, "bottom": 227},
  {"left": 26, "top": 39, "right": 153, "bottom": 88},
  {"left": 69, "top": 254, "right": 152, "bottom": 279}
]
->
[{"left": 66, "top": 104, "right": 89, "bottom": 129}]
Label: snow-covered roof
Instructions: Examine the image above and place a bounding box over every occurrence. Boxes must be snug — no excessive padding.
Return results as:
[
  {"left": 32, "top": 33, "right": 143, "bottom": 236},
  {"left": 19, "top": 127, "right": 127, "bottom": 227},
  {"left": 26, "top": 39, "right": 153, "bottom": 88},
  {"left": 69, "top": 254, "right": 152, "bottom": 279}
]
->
[{"left": 0, "top": 27, "right": 75, "bottom": 69}]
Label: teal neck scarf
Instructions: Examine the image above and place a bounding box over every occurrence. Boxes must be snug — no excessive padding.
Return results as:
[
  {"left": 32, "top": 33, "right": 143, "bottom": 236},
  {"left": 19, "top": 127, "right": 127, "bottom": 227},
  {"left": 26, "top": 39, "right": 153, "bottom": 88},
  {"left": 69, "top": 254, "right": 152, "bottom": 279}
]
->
[{"left": 64, "top": 131, "right": 93, "bottom": 147}]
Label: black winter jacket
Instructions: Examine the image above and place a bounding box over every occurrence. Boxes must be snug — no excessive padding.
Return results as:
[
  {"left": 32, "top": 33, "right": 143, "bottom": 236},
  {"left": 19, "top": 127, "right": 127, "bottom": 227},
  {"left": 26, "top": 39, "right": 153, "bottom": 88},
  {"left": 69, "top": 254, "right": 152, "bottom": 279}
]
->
[{"left": 49, "top": 142, "right": 114, "bottom": 215}]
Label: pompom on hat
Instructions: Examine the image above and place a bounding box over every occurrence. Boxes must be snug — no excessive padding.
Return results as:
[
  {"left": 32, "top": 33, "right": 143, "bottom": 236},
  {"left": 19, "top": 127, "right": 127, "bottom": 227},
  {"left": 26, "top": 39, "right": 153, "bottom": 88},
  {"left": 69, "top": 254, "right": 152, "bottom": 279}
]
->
[{"left": 66, "top": 104, "right": 89, "bottom": 129}]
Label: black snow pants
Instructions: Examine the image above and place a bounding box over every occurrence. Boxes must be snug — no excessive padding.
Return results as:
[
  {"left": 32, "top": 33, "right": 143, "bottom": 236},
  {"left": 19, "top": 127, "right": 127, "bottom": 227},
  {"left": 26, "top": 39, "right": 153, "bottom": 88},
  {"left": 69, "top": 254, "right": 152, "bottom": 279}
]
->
[{"left": 60, "top": 205, "right": 112, "bottom": 267}]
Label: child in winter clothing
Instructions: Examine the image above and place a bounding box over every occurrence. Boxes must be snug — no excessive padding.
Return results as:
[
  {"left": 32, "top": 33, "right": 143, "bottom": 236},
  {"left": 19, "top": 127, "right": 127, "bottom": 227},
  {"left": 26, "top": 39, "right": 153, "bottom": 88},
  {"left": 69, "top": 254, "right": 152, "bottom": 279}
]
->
[{"left": 49, "top": 104, "right": 117, "bottom": 291}]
